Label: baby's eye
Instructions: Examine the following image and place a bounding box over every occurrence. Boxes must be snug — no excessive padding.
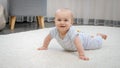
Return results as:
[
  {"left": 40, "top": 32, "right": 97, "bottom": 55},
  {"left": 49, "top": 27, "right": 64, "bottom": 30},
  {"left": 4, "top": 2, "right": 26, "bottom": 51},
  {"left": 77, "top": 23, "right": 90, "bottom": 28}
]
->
[
  {"left": 57, "top": 19, "right": 61, "bottom": 21},
  {"left": 64, "top": 19, "right": 68, "bottom": 22}
]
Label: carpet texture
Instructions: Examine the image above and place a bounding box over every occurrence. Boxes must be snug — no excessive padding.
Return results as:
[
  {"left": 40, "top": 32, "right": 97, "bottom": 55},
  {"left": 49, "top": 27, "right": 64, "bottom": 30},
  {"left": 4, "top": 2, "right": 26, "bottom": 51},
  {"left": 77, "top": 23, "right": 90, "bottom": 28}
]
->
[{"left": 0, "top": 26, "right": 120, "bottom": 68}]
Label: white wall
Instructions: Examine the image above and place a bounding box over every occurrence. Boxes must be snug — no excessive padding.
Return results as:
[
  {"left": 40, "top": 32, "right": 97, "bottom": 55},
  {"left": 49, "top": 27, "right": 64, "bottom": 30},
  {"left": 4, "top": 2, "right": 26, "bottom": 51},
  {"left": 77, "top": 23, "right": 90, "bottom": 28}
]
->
[
  {"left": 47, "top": 0, "right": 120, "bottom": 20},
  {"left": 0, "top": 0, "right": 120, "bottom": 21},
  {"left": 47, "top": 0, "right": 78, "bottom": 18}
]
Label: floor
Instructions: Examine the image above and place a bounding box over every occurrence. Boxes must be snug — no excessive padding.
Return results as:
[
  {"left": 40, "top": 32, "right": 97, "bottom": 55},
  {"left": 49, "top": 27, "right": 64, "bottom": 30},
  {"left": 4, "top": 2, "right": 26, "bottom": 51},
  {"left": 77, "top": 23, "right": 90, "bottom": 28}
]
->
[
  {"left": 0, "top": 25, "right": 120, "bottom": 68},
  {"left": 0, "top": 22, "right": 55, "bottom": 35}
]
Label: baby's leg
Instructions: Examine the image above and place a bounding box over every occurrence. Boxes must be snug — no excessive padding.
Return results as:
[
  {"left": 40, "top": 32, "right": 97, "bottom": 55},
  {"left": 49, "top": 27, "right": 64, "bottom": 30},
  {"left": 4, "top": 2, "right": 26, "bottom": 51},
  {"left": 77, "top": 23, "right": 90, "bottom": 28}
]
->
[
  {"left": 85, "top": 36, "right": 103, "bottom": 50},
  {"left": 86, "top": 33, "right": 107, "bottom": 50},
  {"left": 97, "top": 33, "right": 107, "bottom": 40}
]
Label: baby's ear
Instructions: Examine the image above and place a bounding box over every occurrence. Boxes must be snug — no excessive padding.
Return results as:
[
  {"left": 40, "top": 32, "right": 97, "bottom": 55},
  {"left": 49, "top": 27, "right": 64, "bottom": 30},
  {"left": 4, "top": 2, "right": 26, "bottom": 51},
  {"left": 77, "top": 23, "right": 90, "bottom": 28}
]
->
[
  {"left": 72, "top": 21, "right": 75, "bottom": 24},
  {"left": 71, "top": 18, "right": 74, "bottom": 24}
]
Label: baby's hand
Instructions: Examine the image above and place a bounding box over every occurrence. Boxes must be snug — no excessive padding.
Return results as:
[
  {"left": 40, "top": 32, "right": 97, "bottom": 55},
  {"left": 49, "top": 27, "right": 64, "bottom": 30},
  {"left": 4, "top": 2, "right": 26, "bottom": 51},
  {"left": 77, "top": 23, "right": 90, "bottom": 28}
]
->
[
  {"left": 79, "top": 55, "right": 89, "bottom": 61},
  {"left": 37, "top": 46, "right": 48, "bottom": 50}
]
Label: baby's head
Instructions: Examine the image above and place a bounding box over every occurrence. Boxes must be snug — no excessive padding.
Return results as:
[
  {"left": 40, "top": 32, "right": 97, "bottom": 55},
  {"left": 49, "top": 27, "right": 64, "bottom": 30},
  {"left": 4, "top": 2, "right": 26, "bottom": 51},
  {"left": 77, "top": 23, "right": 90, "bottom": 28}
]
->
[
  {"left": 54, "top": 8, "right": 74, "bottom": 32},
  {"left": 54, "top": 8, "right": 74, "bottom": 24}
]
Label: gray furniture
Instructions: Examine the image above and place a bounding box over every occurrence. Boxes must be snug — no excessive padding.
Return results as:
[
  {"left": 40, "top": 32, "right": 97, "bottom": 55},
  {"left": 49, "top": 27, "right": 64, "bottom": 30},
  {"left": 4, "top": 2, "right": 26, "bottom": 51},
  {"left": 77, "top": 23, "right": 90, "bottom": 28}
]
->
[{"left": 8, "top": 0, "right": 47, "bottom": 30}]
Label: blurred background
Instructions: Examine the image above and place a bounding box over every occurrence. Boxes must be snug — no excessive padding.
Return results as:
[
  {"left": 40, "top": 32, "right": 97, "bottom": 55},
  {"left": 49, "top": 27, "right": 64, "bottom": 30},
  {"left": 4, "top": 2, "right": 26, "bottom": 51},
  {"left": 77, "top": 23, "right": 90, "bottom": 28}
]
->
[{"left": 0, "top": 0, "right": 120, "bottom": 34}]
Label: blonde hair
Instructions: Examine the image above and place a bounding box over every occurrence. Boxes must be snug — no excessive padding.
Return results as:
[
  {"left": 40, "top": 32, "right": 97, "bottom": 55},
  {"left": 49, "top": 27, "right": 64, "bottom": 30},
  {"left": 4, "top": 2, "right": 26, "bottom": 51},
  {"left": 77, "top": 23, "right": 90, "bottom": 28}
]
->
[{"left": 55, "top": 8, "right": 74, "bottom": 24}]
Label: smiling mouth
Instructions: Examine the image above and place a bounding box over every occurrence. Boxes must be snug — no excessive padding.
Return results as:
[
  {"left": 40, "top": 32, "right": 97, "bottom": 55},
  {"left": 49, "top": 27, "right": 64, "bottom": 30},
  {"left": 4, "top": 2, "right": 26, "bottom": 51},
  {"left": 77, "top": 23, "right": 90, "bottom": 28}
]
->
[{"left": 60, "top": 25, "right": 66, "bottom": 28}]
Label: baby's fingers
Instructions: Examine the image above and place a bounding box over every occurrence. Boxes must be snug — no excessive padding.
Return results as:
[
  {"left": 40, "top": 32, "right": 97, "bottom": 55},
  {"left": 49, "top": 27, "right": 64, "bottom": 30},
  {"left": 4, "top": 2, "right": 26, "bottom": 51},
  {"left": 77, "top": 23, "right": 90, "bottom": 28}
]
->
[
  {"left": 80, "top": 56, "right": 89, "bottom": 61},
  {"left": 37, "top": 47, "right": 48, "bottom": 50}
]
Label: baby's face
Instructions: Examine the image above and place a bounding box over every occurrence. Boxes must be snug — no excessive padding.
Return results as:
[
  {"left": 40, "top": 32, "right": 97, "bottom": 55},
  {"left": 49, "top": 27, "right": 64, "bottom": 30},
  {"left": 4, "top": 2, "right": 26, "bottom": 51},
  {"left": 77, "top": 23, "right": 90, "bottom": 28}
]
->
[{"left": 54, "top": 11, "right": 73, "bottom": 33}]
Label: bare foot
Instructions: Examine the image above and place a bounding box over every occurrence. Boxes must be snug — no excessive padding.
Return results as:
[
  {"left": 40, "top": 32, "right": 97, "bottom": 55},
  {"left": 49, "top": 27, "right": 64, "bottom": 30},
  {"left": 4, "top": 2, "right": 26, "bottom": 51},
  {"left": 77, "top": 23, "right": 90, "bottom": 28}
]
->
[
  {"left": 77, "top": 29, "right": 80, "bottom": 32},
  {"left": 97, "top": 33, "right": 107, "bottom": 40}
]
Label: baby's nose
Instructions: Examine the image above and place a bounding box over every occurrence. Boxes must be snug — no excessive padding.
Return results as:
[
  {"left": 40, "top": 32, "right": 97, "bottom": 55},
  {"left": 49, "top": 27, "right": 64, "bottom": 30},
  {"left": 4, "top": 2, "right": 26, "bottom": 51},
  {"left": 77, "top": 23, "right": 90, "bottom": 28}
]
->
[{"left": 60, "top": 21, "right": 65, "bottom": 24}]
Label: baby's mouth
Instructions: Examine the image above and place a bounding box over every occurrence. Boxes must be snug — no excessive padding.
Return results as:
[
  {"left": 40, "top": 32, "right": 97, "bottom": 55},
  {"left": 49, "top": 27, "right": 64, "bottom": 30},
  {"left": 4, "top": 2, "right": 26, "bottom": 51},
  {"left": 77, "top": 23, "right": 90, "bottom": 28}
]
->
[{"left": 60, "top": 25, "right": 66, "bottom": 28}]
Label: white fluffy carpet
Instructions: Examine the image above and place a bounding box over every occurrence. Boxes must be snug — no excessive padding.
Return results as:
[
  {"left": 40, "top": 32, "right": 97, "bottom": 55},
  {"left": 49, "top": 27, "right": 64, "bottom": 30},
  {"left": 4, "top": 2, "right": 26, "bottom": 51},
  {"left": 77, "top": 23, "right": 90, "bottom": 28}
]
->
[{"left": 0, "top": 26, "right": 120, "bottom": 68}]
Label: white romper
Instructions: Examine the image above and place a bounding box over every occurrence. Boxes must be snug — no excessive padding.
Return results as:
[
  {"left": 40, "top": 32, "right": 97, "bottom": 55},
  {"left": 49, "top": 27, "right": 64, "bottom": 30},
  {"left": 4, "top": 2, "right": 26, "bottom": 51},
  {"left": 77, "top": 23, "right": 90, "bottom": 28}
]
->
[{"left": 50, "top": 26, "right": 102, "bottom": 51}]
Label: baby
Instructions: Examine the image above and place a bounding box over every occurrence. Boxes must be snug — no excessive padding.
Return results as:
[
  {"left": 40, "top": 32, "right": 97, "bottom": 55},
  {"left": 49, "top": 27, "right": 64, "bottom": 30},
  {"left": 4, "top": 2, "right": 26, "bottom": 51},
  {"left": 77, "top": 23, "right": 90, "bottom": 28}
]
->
[{"left": 37, "top": 8, "right": 107, "bottom": 61}]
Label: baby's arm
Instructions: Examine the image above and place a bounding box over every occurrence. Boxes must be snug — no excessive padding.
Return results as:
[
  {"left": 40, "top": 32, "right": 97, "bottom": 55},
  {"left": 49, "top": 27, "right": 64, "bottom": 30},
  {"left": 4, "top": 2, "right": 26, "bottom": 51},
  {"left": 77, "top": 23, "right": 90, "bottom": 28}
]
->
[
  {"left": 37, "top": 33, "right": 52, "bottom": 50},
  {"left": 74, "top": 36, "right": 89, "bottom": 60}
]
